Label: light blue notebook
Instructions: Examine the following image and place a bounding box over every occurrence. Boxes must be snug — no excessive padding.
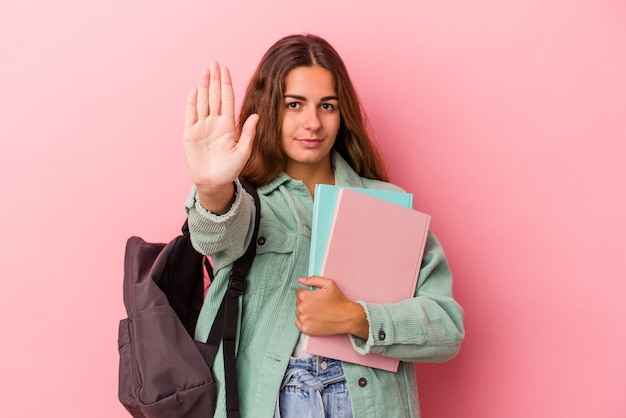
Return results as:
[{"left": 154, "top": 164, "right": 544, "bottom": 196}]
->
[{"left": 308, "top": 184, "right": 414, "bottom": 277}]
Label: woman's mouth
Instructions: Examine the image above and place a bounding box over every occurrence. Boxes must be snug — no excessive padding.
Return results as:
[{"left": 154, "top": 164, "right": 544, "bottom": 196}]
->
[{"left": 297, "top": 138, "right": 323, "bottom": 147}]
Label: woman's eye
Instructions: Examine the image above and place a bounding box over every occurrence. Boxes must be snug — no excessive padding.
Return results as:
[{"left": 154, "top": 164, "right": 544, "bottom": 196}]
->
[
  {"left": 286, "top": 102, "right": 300, "bottom": 110},
  {"left": 320, "top": 103, "right": 336, "bottom": 111}
]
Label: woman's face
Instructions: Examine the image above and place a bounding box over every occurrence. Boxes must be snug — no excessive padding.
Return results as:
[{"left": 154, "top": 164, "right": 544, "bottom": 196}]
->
[{"left": 280, "top": 65, "right": 340, "bottom": 176}]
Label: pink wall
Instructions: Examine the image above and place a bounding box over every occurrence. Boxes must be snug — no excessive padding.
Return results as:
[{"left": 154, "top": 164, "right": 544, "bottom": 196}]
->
[{"left": 2, "top": 0, "right": 625, "bottom": 416}]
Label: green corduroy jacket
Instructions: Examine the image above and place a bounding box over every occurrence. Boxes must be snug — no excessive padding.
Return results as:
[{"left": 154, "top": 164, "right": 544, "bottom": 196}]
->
[{"left": 185, "top": 152, "right": 465, "bottom": 418}]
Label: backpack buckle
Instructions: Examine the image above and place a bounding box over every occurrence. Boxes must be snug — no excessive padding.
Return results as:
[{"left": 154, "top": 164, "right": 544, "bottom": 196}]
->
[{"left": 228, "top": 276, "right": 247, "bottom": 296}]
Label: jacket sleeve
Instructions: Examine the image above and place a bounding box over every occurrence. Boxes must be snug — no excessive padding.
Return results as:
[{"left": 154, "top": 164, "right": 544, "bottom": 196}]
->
[
  {"left": 184, "top": 179, "right": 256, "bottom": 270},
  {"left": 349, "top": 231, "right": 465, "bottom": 362}
]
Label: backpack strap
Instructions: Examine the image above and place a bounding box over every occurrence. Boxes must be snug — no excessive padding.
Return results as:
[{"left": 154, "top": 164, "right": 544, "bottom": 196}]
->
[{"left": 205, "top": 179, "right": 260, "bottom": 418}]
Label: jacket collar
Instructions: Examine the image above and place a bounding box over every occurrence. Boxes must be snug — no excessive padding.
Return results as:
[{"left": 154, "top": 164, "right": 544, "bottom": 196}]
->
[{"left": 257, "top": 151, "right": 364, "bottom": 195}]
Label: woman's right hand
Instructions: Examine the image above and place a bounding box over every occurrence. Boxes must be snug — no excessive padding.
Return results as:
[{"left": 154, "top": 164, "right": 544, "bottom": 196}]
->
[{"left": 183, "top": 61, "right": 259, "bottom": 213}]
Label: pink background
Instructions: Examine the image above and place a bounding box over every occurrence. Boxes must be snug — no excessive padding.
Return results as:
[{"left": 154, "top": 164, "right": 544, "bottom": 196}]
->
[{"left": 2, "top": 0, "right": 625, "bottom": 416}]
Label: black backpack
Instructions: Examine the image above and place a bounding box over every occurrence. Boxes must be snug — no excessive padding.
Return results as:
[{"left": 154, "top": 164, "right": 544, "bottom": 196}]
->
[{"left": 118, "top": 181, "right": 260, "bottom": 418}]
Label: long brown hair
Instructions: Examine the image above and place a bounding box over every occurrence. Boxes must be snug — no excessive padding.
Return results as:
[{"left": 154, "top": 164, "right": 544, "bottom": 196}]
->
[{"left": 238, "top": 34, "right": 388, "bottom": 186}]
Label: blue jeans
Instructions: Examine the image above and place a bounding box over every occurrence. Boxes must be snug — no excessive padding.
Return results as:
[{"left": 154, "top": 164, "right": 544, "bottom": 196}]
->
[{"left": 274, "top": 356, "right": 354, "bottom": 418}]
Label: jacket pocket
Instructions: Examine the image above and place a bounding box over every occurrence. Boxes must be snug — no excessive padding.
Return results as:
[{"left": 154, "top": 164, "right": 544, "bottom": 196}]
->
[
  {"left": 255, "top": 224, "right": 297, "bottom": 255},
  {"left": 245, "top": 225, "right": 298, "bottom": 294}
]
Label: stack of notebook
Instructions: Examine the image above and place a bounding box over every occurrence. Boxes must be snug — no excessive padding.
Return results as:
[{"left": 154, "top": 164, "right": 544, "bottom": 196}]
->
[{"left": 302, "top": 185, "right": 431, "bottom": 372}]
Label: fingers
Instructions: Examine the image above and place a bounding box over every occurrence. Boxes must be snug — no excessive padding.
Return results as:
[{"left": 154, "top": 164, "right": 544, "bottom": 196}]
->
[
  {"left": 184, "top": 87, "right": 198, "bottom": 129},
  {"left": 238, "top": 113, "right": 259, "bottom": 153},
  {"left": 194, "top": 61, "right": 234, "bottom": 121},
  {"left": 299, "top": 276, "right": 331, "bottom": 289},
  {"left": 221, "top": 66, "right": 235, "bottom": 119},
  {"left": 196, "top": 68, "right": 210, "bottom": 119},
  {"left": 207, "top": 61, "right": 221, "bottom": 116}
]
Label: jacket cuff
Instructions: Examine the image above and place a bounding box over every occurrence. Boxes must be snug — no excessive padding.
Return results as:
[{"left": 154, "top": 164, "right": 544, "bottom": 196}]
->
[
  {"left": 184, "top": 180, "right": 242, "bottom": 222},
  {"left": 349, "top": 302, "right": 393, "bottom": 355}
]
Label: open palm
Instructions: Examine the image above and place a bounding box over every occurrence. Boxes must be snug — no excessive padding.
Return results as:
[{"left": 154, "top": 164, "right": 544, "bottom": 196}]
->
[{"left": 183, "top": 61, "right": 258, "bottom": 194}]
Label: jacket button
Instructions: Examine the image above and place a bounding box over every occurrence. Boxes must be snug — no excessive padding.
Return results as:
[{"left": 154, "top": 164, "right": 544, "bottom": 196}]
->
[
  {"left": 378, "top": 330, "right": 386, "bottom": 341},
  {"left": 358, "top": 377, "right": 367, "bottom": 387},
  {"left": 257, "top": 237, "right": 266, "bottom": 246}
]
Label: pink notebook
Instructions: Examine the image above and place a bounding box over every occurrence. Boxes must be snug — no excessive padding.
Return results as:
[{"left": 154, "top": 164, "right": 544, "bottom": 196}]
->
[{"left": 302, "top": 188, "right": 430, "bottom": 371}]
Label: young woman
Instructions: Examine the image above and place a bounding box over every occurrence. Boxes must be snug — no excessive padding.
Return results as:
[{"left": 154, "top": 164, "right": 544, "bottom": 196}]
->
[{"left": 183, "top": 34, "right": 464, "bottom": 418}]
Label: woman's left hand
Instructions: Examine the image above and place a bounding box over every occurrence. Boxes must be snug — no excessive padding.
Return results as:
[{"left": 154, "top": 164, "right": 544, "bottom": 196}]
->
[{"left": 295, "top": 277, "right": 369, "bottom": 340}]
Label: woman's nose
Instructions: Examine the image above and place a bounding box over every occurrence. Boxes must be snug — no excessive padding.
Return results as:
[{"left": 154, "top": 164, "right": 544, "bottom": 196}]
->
[{"left": 303, "top": 108, "right": 321, "bottom": 131}]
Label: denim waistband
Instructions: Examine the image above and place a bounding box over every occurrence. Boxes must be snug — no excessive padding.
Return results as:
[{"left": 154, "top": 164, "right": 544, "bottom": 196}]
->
[
  {"left": 274, "top": 356, "right": 349, "bottom": 418},
  {"left": 282, "top": 356, "right": 345, "bottom": 386}
]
